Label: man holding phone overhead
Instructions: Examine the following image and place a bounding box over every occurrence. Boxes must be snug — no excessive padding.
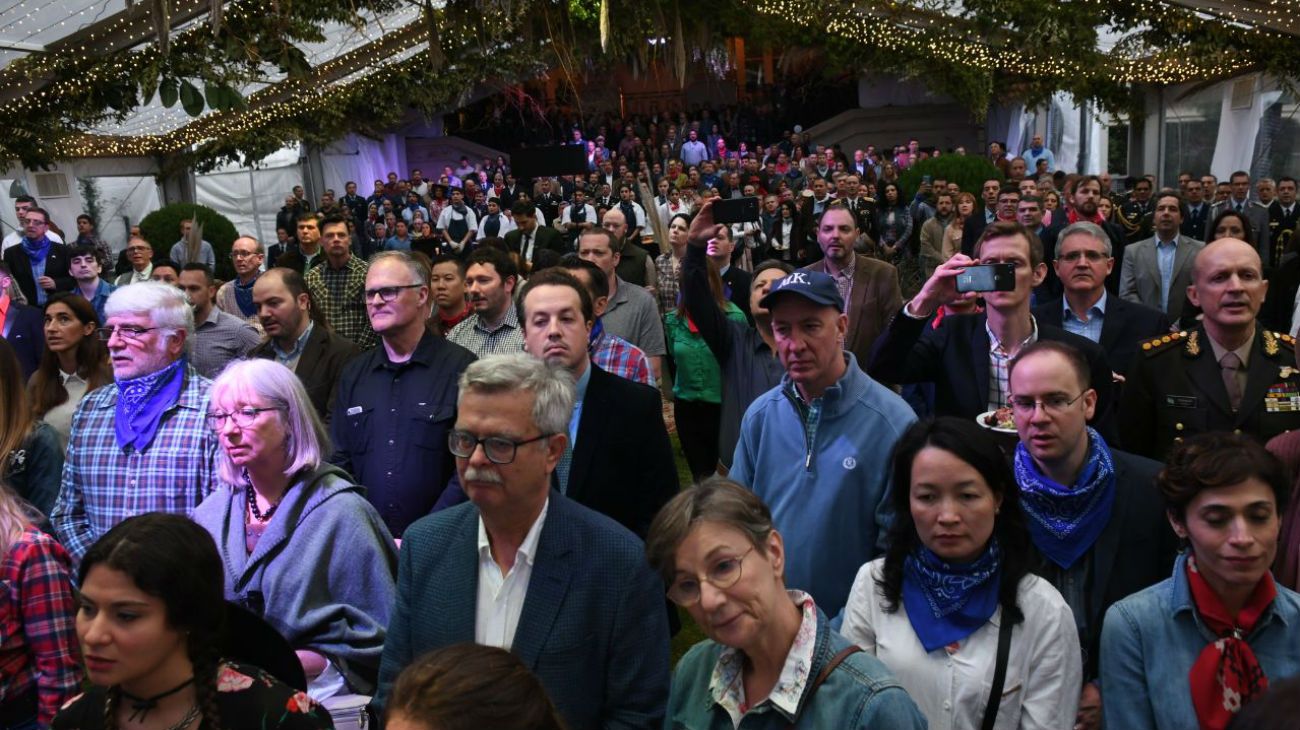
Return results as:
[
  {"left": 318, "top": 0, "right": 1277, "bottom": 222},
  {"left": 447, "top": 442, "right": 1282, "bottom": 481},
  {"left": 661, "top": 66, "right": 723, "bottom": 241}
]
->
[{"left": 868, "top": 220, "right": 1118, "bottom": 435}]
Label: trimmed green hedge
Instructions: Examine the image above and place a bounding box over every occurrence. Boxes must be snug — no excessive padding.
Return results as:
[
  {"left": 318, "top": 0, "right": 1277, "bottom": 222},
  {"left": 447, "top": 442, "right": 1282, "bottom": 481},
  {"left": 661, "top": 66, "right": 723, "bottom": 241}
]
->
[
  {"left": 898, "top": 155, "right": 1004, "bottom": 200},
  {"left": 138, "top": 203, "right": 239, "bottom": 280}
]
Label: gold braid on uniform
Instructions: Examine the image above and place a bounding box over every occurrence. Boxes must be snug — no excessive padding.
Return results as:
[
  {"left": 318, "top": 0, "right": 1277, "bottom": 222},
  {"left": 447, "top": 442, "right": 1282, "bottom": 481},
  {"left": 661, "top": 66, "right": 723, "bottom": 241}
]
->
[{"left": 1140, "top": 331, "right": 1188, "bottom": 356}]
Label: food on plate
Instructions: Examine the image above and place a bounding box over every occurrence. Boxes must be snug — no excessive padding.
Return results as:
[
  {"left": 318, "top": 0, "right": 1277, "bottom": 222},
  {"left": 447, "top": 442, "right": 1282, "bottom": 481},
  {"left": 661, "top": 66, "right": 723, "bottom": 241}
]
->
[{"left": 982, "top": 407, "right": 1015, "bottom": 430}]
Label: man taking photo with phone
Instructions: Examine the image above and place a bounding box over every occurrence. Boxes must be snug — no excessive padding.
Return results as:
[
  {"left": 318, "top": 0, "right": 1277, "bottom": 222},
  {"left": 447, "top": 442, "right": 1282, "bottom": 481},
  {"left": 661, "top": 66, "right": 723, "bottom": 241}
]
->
[{"left": 869, "top": 221, "right": 1116, "bottom": 434}]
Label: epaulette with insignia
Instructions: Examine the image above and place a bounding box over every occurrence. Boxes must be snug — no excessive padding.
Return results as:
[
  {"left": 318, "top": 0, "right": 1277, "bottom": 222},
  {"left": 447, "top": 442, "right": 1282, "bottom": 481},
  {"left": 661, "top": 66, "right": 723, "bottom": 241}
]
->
[
  {"left": 1142, "top": 330, "right": 1186, "bottom": 355},
  {"left": 1277, "top": 331, "right": 1296, "bottom": 350}
]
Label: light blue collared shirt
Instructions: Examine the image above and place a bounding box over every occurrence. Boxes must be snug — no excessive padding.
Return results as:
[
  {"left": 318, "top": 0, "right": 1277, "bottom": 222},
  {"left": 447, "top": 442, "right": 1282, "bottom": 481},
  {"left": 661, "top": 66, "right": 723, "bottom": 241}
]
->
[
  {"left": 1061, "top": 290, "right": 1107, "bottom": 343},
  {"left": 1155, "top": 237, "right": 1178, "bottom": 313},
  {"left": 567, "top": 364, "right": 592, "bottom": 449}
]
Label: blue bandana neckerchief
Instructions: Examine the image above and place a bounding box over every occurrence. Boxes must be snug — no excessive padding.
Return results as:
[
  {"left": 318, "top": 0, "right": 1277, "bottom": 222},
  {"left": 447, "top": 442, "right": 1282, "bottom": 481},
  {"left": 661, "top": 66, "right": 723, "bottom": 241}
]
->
[
  {"left": 902, "top": 539, "right": 1002, "bottom": 652},
  {"left": 114, "top": 357, "right": 187, "bottom": 451},
  {"left": 1013, "top": 427, "right": 1116, "bottom": 569},
  {"left": 233, "top": 275, "right": 258, "bottom": 318},
  {"left": 21, "top": 235, "right": 51, "bottom": 264}
]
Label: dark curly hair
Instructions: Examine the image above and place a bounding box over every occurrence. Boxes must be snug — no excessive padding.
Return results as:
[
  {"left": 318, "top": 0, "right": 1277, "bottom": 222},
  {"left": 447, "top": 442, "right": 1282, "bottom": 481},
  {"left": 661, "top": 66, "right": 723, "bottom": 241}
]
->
[
  {"left": 80, "top": 513, "right": 227, "bottom": 730},
  {"left": 877, "top": 417, "right": 1036, "bottom": 626},
  {"left": 1158, "top": 432, "right": 1290, "bottom": 523}
]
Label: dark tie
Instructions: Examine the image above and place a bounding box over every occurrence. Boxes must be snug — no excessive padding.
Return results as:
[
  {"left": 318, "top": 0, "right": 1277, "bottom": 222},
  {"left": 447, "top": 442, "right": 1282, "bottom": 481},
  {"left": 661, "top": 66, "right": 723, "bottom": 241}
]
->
[{"left": 1220, "top": 352, "right": 1244, "bottom": 412}]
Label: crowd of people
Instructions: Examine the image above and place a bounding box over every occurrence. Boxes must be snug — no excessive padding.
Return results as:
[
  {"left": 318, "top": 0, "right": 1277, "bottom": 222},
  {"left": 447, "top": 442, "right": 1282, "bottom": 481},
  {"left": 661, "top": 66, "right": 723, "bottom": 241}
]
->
[{"left": 3, "top": 105, "right": 1300, "bottom": 730}]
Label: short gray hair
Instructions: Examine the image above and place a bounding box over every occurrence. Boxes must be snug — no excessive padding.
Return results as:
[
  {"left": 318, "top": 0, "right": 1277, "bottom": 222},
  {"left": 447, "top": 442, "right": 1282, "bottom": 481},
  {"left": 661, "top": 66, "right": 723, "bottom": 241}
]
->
[
  {"left": 458, "top": 354, "right": 574, "bottom": 436},
  {"left": 645, "top": 478, "right": 777, "bottom": 588},
  {"left": 368, "top": 250, "right": 429, "bottom": 286},
  {"left": 1056, "top": 221, "right": 1112, "bottom": 257},
  {"left": 208, "top": 359, "right": 330, "bottom": 486},
  {"left": 104, "top": 281, "right": 195, "bottom": 353},
  {"left": 233, "top": 236, "right": 264, "bottom": 255}
]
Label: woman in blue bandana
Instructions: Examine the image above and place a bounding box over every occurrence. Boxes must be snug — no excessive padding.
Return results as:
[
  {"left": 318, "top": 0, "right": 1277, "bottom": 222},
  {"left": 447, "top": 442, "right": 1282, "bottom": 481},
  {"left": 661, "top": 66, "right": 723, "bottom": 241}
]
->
[{"left": 842, "top": 417, "right": 1082, "bottom": 730}]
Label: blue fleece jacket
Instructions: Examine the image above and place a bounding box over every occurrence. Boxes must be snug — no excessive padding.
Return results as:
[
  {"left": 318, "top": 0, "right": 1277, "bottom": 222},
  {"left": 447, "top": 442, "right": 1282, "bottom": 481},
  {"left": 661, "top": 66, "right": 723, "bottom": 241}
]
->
[{"left": 730, "top": 353, "right": 916, "bottom": 617}]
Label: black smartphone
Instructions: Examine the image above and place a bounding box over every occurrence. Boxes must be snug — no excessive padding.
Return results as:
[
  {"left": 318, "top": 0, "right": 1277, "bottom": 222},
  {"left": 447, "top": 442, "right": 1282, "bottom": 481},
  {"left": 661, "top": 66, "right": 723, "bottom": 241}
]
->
[
  {"left": 955, "top": 263, "right": 1017, "bottom": 293},
  {"left": 712, "top": 196, "right": 761, "bottom": 224}
]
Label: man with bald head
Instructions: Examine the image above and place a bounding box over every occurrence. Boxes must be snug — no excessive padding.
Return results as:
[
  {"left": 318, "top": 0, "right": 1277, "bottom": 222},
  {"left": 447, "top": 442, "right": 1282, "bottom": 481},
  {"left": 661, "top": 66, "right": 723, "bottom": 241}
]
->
[
  {"left": 1121, "top": 237, "right": 1300, "bottom": 458},
  {"left": 601, "top": 206, "right": 656, "bottom": 289},
  {"left": 215, "top": 235, "right": 264, "bottom": 326}
]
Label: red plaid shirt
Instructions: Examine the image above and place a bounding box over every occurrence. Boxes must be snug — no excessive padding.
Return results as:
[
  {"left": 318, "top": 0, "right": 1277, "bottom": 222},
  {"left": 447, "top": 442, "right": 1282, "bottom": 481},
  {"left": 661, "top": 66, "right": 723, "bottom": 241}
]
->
[{"left": 0, "top": 526, "right": 82, "bottom": 726}]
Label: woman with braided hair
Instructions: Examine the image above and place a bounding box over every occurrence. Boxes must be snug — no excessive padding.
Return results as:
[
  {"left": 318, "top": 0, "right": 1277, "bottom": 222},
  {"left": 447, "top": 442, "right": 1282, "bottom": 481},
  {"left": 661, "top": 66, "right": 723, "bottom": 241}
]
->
[{"left": 52, "top": 513, "right": 335, "bottom": 730}]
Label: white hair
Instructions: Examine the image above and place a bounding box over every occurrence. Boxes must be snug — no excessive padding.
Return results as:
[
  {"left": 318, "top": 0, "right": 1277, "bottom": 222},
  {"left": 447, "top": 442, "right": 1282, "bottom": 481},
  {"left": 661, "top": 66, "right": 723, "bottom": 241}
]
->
[
  {"left": 104, "top": 281, "right": 195, "bottom": 354},
  {"left": 458, "top": 353, "right": 575, "bottom": 435},
  {"left": 208, "top": 359, "right": 330, "bottom": 486}
]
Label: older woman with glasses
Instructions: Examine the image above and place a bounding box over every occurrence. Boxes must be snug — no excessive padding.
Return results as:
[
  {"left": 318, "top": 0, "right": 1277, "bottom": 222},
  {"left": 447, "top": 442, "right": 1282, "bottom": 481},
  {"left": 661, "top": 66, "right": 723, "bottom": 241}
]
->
[
  {"left": 1100, "top": 433, "right": 1300, "bottom": 729},
  {"left": 646, "top": 479, "right": 927, "bottom": 729},
  {"left": 193, "top": 358, "right": 398, "bottom": 702}
]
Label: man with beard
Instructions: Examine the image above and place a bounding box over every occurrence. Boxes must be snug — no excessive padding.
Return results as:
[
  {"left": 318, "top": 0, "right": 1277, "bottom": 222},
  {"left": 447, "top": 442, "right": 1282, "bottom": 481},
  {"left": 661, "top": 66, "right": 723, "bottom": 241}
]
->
[
  {"left": 306, "top": 214, "right": 377, "bottom": 349},
  {"left": 1063, "top": 176, "right": 1126, "bottom": 292},
  {"left": 447, "top": 247, "right": 525, "bottom": 357},
  {"left": 918, "top": 191, "right": 954, "bottom": 278},
  {"left": 250, "top": 267, "right": 359, "bottom": 420}
]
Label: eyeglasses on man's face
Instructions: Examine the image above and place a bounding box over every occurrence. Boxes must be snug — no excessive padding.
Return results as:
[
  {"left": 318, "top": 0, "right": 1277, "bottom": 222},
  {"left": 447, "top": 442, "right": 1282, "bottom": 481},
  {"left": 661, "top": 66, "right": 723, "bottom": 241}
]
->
[
  {"left": 96, "top": 325, "right": 160, "bottom": 342},
  {"left": 364, "top": 283, "right": 423, "bottom": 303},
  {"left": 230, "top": 249, "right": 263, "bottom": 260},
  {"left": 447, "top": 429, "right": 552, "bottom": 465},
  {"left": 1007, "top": 392, "right": 1086, "bottom": 415}
]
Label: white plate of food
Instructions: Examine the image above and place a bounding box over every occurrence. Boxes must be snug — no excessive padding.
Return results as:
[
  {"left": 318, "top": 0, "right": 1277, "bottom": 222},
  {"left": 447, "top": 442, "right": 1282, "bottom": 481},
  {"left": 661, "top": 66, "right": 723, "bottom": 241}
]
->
[{"left": 976, "top": 408, "right": 1017, "bottom": 434}]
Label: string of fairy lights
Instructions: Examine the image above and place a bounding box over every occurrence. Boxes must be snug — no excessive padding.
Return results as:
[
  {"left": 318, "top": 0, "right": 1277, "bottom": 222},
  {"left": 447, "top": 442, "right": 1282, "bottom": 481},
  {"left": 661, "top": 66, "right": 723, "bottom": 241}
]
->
[{"left": 0, "top": 0, "right": 1295, "bottom": 161}]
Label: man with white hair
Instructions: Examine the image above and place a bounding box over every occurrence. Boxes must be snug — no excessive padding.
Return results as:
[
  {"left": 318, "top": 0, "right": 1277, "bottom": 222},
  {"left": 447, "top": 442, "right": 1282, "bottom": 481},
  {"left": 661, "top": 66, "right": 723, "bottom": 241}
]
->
[{"left": 51, "top": 281, "right": 221, "bottom": 566}]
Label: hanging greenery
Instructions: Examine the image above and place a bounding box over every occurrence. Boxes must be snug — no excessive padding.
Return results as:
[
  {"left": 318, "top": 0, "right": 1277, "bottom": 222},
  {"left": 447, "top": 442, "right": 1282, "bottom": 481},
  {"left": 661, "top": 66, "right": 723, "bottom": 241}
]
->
[{"left": 0, "top": 0, "right": 1297, "bottom": 171}]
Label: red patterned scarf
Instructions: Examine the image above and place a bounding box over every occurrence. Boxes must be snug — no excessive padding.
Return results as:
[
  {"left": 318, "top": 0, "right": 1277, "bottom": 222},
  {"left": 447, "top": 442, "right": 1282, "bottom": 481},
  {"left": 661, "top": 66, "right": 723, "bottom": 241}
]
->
[{"left": 1186, "top": 554, "right": 1276, "bottom": 729}]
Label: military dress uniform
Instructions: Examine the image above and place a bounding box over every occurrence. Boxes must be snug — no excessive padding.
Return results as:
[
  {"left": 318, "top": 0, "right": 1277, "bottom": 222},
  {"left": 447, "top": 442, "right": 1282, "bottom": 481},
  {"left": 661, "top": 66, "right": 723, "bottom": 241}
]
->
[
  {"left": 1116, "top": 199, "right": 1153, "bottom": 245},
  {"left": 1120, "top": 325, "right": 1300, "bottom": 459},
  {"left": 1269, "top": 204, "right": 1300, "bottom": 266}
]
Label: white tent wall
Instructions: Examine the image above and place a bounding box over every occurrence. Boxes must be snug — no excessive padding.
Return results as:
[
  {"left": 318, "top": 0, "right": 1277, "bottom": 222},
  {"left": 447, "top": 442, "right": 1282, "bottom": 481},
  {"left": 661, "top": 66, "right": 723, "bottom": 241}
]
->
[
  {"left": 1210, "top": 74, "right": 1283, "bottom": 181},
  {"left": 320, "top": 133, "right": 406, "bottom": 197},
  {"left": 0, "top": 159, "right": 161, "bottom": 254},
  {"left": 194, "top": 145, "right": 304, "bottom": 245}
]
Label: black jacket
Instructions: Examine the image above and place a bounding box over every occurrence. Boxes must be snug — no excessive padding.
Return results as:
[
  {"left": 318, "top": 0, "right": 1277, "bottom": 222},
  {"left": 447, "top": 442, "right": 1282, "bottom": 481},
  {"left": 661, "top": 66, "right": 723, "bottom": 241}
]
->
[
  {"left": 1032, "top": 295, "right": 1171, "bottom": 377},
  {"left": 3, "top": 243, "right": 74, "bottom": 305},
  {"left": 555, "top": 364, "right": 679, "bottom": 538},
  {"left": 251, "top": 323, "right": 359, "bottom": 423},
  {"left": 3, "top": 300, "right": 44, "bottom": 377}
]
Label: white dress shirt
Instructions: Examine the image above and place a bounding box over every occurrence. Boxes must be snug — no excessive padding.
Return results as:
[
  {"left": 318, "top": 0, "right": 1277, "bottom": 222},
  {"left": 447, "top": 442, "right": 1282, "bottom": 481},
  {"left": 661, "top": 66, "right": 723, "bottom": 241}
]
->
[
  {"left": 841, "top": 558, "right": 1082, "bottom": 730},
  {"left": 475, "top": 499, "right": 549, "bottom": 650},
  {"left": 43, "top": 371, "right": 89, "bottom": 447}
]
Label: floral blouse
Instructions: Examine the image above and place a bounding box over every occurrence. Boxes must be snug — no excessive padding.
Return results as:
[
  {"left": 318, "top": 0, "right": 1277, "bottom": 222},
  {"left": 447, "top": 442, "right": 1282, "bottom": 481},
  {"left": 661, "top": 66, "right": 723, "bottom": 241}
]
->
[
  {"left": 53, "top": 661, "right": 335, "bottom": 729},
  {"left": 708, "top": 590, "right": 818, "bottom": 726}
]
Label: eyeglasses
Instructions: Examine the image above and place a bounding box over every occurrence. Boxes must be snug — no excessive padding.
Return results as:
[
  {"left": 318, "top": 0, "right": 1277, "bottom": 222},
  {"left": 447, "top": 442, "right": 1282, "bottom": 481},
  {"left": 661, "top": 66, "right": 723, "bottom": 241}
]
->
[
  {"left": 667, "top": 546, "right": 756, "bottom": 606},
  {"left": 126, "top": 246, "right": 151, "bottom": 254},
  {"left": 205, "top": 407, "right": 281, "bottom": 431},
  {"left": 447, "top": 429, "right": 553, "bottom": 465},
  {"left": 1058, "top": 250, "right": 1109, "bottom": 263},
  {"left": 96, "top": 325, "right": 160, "bottom": 342},
  {"left": 230, "top": 250, "right": 262, "bottom": 259},
  {"left": 1008, "top": 392, "right": 1087, "bottom": 415},
  {"left": 364, "top": 283, "right": 423, "bottom": 303}
]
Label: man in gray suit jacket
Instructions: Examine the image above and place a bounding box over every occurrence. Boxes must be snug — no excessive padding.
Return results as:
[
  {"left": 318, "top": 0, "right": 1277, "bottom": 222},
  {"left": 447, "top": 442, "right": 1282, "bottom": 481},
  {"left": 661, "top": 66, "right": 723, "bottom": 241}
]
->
[
  {"left": 373, "top": 353, "right": 670, "bottom": 730},
  {"left": 1119, "top": 191, "right": 1204, "bottom": 326},
  {"left": 1208, "top": 170, "right": 1271, "bottom": 258}
]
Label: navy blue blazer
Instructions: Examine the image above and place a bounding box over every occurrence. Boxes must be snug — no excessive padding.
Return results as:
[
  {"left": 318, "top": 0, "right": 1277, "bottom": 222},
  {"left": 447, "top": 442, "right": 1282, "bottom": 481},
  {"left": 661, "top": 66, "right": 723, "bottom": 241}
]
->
[
  {"left": 1032, "top": 295, "right": 1171, "bottom": 377},
  {"left": 373, "top": 494, "right": 670, "bottom": 730},
  {"left": 3, "top": 300, "right": 44, "bottom": 377}
]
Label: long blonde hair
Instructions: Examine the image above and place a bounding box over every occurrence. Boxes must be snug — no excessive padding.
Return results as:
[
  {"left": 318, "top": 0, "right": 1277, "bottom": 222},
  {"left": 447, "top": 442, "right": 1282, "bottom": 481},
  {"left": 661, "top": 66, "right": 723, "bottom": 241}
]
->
[{"left": 0, "top": 480, "right": 38, "bottom": 555}]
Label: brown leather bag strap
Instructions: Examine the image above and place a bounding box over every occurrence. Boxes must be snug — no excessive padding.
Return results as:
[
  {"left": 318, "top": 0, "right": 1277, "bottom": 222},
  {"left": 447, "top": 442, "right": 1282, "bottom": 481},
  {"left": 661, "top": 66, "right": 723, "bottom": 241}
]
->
[{"left": 788, "top": 645, "right": 862, "bottom": 727}]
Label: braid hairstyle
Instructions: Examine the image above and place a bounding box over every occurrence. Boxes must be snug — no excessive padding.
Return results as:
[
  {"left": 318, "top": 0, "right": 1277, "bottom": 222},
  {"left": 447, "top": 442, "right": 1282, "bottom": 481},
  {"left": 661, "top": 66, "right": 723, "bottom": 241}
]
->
[
  {"left": 190, "top": 643, "right": 225, "bottom": 730},
  {"left": 79, "top": 513, "right": 230, "bottom": 730}
]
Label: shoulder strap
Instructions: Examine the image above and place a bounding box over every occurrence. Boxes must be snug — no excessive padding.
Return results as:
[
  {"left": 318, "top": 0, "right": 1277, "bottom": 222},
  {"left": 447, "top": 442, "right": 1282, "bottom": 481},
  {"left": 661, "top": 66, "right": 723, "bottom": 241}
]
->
[
  {"left": 980, "top": 613, "right": 1015, "bottom": 730},
  {"left": 789, "top": 645, "right": 861, "bottom": 727}
]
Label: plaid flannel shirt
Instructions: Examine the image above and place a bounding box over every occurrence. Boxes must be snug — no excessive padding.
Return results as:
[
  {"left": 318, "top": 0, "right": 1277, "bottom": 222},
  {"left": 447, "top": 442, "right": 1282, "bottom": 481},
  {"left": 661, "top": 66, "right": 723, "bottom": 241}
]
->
[
  {"left": 52, "top": 366, "right": 220, "bottom": 566},
  {"left": 592, "top": 329, "right": 655, "bottom": 387},
  {"left": 305, "top": 256, "right": 377, "bottom": 350},
  {"left": 0, "top": 526, "right": 82, "bottom": 726}
]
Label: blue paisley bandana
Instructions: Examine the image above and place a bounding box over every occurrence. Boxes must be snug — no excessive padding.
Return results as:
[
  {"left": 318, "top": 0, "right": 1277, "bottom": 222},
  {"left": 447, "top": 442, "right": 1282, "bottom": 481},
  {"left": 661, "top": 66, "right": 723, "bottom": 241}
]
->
[
  {"left": 1013, "top": 427, "right": 1116, "bottom": 569},
  {"left": 902, "top": 539, "right": 1002, "bottom": 652}
]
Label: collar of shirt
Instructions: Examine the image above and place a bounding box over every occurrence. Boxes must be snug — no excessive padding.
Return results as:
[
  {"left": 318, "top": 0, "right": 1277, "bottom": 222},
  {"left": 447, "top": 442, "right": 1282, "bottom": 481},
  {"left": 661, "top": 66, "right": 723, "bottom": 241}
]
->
[
  {"left": 1207, "top": 330, "right": 1254, "bottom": 370},
  {"left": 60, "top": 369, "right": 87, "bottom": 387},
  {"left": 273, "top": 321, "right": 315, "bottom": 363},
  {"left": 986, "top": 315, "right": 1039, "bottom": 356},
  {"left": 474, "top": 305, "right": 521, "bottom": 335},
  {"left": 1156, "top": 235, "right": 1179, "bottom": 247},
  {"left": 606, "top": 276, "right": 632, "bottom": 313},
  {"left": 373, "top": 331, "right": 436, "bottom": 371},
  {"left": 709, "top": 590, "right": 819, "bottom": 724},
  {"left": 196, "top": 308, "right": 226, "bottom": 331},
  {"left": 1062, "top": 290, "right": 1107, "bottom": 322},
  {"left": 477, "top": 498, "right": 549, "bottom": 577},
  {"left": 134, "top": 263, "right": 153, "bottom": 282}
]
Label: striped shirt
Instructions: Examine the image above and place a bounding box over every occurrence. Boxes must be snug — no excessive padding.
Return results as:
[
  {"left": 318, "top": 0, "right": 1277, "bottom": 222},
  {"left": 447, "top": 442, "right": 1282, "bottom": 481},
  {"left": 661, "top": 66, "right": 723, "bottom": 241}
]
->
[{"left": 51, "top": 367, "right": 220, "bottom": 566}]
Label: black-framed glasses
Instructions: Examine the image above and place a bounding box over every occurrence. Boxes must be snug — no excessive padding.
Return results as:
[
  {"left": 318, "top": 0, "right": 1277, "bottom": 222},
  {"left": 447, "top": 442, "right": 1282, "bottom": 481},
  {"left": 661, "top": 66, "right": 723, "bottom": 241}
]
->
[
  {"left": 364, "top": 283, "right": 423, "bottom": 303},
  {"left": 447, "top": 429, "right": 553, "bottom": 465},
  {"left": 1008, "top": 392, "right": 1087, "bottom": 415},
  {"left": 667, "top": 546, "right": 756, "bottom": 606},
  {"left": 205, "top": 407, "right": 282, "bottom": 431},
  {"left": 96, "top": 325, "right": 160, "bottom": 342}
]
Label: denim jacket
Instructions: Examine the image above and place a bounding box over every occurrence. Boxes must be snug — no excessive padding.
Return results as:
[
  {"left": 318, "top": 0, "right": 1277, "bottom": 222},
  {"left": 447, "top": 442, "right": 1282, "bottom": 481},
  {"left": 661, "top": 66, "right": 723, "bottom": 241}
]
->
[
  {"left": 1099, "top": 552, "right": 1300, "bottom": 730},
  {"left": 666, "top": 604, "right": 927, "bottom": 729}
]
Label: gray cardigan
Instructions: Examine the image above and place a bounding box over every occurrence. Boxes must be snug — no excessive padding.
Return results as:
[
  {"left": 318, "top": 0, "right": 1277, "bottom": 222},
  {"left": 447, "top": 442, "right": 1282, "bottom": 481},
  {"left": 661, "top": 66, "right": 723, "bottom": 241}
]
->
[{"left": 193, "top": 464, "right": 398, "bottom": 693}]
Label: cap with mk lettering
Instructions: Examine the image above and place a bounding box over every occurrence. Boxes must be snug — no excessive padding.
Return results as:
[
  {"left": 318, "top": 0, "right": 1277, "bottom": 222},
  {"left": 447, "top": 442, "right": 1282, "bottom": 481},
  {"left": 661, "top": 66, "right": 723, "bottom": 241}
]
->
[{"left": 758, "top": 270, "right": 845, "bottom": 312}]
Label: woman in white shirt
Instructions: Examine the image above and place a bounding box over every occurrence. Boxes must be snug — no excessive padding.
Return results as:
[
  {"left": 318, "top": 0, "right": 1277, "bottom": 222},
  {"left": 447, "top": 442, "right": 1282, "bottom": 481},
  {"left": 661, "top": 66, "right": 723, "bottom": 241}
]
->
[
  {"left": 27, "top": 293, "right": 111, "bottom": 446},
  {"left": 842, "top": 417, "right": 1082, "bottom": 730}
]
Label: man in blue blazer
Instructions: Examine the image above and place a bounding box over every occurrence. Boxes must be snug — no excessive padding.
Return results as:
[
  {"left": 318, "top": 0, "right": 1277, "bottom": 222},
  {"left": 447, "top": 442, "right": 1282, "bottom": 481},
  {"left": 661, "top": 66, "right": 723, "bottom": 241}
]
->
[{"left": 373, "top": 353, "right": 670, "bottom": 730}]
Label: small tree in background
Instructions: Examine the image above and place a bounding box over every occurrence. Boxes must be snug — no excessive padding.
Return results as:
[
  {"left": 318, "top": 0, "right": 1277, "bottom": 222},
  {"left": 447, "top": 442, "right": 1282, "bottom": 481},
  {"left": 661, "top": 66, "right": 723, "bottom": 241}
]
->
[
  {"left": 139, "top": 203, "right": 239, "bottom": 280},
  {"left": 898, "top": 155, "right": 1004, "bottom": 202}
]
